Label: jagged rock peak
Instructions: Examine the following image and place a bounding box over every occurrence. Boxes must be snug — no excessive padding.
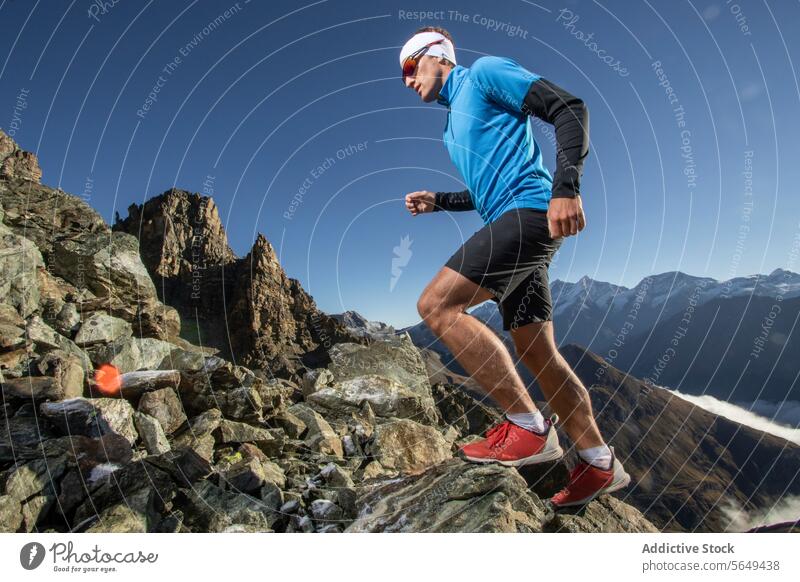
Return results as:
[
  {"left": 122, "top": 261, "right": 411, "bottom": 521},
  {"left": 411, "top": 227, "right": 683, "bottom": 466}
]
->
[
  {"left": 248, "top": 233, "right": 281, "bottom": 269},
  {"left": 114, "top": 187, "right": 237, "bottom": 279},
  {"left": 0, "top": 128, "right": 42, "bottom": 183},
  {"left": 115, "top": 187, "right": 364, "bottom": 377}
]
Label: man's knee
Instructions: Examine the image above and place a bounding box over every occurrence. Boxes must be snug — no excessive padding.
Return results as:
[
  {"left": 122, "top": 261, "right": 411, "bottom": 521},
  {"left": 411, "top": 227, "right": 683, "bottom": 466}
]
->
[
  {"left": 417, "top": 289, "right": 460, "bottom": 323},
  {"left": 417, "top": 289, "right": 442, "bottom": 321}
]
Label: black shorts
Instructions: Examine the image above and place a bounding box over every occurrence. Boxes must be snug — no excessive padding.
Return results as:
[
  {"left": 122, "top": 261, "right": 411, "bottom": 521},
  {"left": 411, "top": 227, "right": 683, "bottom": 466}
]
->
[{"left": 444, "top": 207, "right": 562, "bottom": 331}]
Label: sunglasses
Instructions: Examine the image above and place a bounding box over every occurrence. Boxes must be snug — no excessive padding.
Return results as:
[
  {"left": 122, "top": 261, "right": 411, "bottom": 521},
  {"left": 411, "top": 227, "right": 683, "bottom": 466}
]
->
[{"left": 401, "top": 38, "right": 445, "bottom": 83}]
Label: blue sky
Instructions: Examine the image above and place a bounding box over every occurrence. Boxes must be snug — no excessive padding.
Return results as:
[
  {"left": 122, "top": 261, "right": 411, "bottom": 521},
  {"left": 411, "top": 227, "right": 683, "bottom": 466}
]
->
[{"left": 1, "top": 0, "right": 798, "bottom": 328}]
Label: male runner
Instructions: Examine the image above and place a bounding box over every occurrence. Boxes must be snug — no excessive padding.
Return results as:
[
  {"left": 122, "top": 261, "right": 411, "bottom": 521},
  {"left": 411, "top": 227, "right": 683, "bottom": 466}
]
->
[{"left": 400, "top": 26, "right": 630, "bottom": 507}]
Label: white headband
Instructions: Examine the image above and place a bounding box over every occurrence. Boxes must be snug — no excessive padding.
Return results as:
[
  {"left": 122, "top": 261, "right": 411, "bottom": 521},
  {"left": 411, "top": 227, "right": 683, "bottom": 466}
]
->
[{"left": 399, "top": 31, "right": 457, "bottom": 68}]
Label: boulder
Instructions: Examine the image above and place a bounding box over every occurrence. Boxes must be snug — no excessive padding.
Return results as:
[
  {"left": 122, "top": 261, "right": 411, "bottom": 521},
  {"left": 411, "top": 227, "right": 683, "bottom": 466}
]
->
[
  {"left": 21, "top": 494, "right": 56, "bottom": 531},
  {"left": 136, "top": 386, "right": 187, "bottom": 434},
  {"left": 315, "top": 462, "right": 355, "bottom": 489},
  {"left": 12, "top": 433, "right": 133, "bottom": 479},
  {"left": 143, "top": 446, "right": 212, "bottom": 488},
  {"left": 218, "top": 452, "right": 286, "bottom": 493},
  {"left": 1, "top": 375, "right": 62, "bottom": 401},
  {"left": 178, "top": 358, "right": 264, "bottom": 422},
  {"left": 71, "top": 461, "right": 175, "bottom": 531},
  {"left": 85, "top": 337, "right": 179, "bottom": 375},
  {"left": 171, "top": 409, "right": 221, "bottom": 461},
  {"left": 309, "top": 498, "right": 346, "bottom": 531},
  {"left": 25, "top": 316, "right": 91, "bottom": 370},
  {"left": 39, "top": 397, "right": 138, "bottom": 446},
  {"left": 543, "top": 495, "right": 660, "bottom": 533},
  {"left": 178, "top": 480, "right": 275, "bottom": 532},
  {"left": 53, "top": 231, "right": 158, "bottom": 303},
  {"left": 0, "top": 415, "right": 57, "bottom": 462},
  {"left": 74, "top": 312, "right": 132, "bottom": 346},
  {"left": 114, "top": 369, "right": 181, "bottom": 400},
  {"left": 200, "top": 386, "right": 263, "bottom": 423},
  {"left": 33, "top": 350, "right": 85, "bottom": 399},
  {"left": 327, "top": 333, "right": 431, "bottom": 396},
  {"left": 272, "top": 410, "right": 306, "bottom": 439},
  {"left": 216, "top": 419, "right": 277, "bottom": 451},
  {"left": 133, "top": 411, "right": 171, "bottom": 455},
  {"left": 85, "top": 491, "right": 149, "bottom": 533},
  {"left": 4, "top": 456, "right": 67, "bottom": 502},
  {"left": 85, "top": 336, "right": 141, "bottom": 373},
  {"left": 301, "top": 368, "right": 334, "bottom": 397},
  {"left": 287, "top": 403, "right": 343, "bottom": 458},
  {"left": 308, "top": 374, "right": 438, "bottom": 423},
  {"left": 367, "top": 418, "right": 452, "bottom": 475},
  {"left": 347, "top": 459, "right": 546, "bottom": 533},
  {"left": 0, "top": 495, "right": 23, "bottom": 532},
  {"left": 432, "top": 382, "right": 503, "bottom": 438},
  {"left": 0, "top": 210, "right": 43, "bottom": 317},
  {"left": 54, "top": 302, "right": 81, "bottom": 337},
  {"left": 0, "top": 321, "right": 25, "bottom": 349}
]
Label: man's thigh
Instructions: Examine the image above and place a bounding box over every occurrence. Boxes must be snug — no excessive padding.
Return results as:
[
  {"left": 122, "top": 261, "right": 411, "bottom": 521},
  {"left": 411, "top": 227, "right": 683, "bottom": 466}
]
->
[
  {"left": 423, "top": 266, "right": 495, "bottom": 311},
  {"left": 498, "top": 259, "right": 559, "bottom": 332},
  {"left": 444, "top": 208, "right": 555, "bottom": 306}
]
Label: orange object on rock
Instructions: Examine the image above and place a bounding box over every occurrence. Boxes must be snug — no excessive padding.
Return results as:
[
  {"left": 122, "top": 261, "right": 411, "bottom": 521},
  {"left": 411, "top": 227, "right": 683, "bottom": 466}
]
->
[{"left": 94, "top": 363, "right": 122, "bottom": 396}]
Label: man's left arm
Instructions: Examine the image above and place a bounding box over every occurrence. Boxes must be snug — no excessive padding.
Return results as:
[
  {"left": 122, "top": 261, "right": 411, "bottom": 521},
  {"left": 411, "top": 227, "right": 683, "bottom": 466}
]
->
[
  {"left": 521, "top": 77, "right": 589, "bottom": 204},
  {"left": 522, "top": 78, "right": 588, "bottom": 237}
]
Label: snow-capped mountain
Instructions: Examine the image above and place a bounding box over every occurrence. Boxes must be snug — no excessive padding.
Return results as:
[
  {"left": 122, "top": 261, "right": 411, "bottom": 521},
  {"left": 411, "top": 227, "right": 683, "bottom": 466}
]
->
[{"left": 331, "top": 310, "right": 396, "bottom": 339}]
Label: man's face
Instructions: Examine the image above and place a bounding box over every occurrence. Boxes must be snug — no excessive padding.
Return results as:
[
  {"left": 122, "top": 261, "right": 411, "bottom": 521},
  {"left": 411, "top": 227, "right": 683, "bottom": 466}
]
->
[{"left": 404, "top": 55, "right": 447, "bottom": 102}]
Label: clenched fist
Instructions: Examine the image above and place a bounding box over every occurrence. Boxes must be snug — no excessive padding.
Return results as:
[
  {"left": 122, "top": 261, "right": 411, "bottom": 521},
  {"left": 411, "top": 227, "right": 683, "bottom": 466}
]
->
[
  {"left": 547, "top": 195, "right": 586, "bottom": 238},
  {"left": 405, "top": 190, "right": 436, "bottom": 216}
]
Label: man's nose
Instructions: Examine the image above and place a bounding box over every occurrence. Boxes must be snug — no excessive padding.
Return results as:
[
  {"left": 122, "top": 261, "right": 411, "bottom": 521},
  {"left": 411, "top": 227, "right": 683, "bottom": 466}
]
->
[{"left": 404, "top": 76, "right": 415, "bottom": 89}]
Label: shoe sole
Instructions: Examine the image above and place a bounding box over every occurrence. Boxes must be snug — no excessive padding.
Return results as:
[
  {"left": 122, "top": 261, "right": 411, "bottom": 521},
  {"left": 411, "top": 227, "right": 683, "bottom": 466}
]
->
[
  {"left": 460, "top": 444, "right": 565, "bottom": 467},
  {"left": 550, "top": 470, "right": 632, "bottom": 508}
]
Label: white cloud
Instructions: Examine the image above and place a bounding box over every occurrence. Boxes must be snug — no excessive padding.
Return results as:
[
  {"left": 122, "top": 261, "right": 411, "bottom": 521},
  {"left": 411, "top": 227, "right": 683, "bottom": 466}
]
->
[
  {"left": 743, "top": 399, "right": 800, "bottom": 428},
  {"left": 720, "top": 495, "right": 800, "bottom": 532},
  {"left": 665, "top": 389, "right": 800, "bottom": 445}
]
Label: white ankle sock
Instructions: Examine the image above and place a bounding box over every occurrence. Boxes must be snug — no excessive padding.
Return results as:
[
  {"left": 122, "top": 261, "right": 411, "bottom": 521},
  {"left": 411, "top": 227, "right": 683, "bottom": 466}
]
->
[
  {"left": 506, "top": 411, "right": 546, "bottom": 434},
  {"left": 578, "top": 444, "right": 613, "bottom": 470}
]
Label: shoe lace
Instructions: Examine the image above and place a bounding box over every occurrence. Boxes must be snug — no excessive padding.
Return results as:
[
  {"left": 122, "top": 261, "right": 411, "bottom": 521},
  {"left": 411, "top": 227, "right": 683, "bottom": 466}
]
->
[{"left": 484, "top": 421, "right": 512, "bottom": 448}]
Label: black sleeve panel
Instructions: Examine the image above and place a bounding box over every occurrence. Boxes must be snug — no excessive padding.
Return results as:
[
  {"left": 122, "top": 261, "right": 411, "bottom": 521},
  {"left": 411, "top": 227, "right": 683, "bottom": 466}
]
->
[
  {"left": 521, "top": 78, "right": 589, "bottom": 199},
  {"left": 433, "top": 189, "right": 476, "bottom": 212}
]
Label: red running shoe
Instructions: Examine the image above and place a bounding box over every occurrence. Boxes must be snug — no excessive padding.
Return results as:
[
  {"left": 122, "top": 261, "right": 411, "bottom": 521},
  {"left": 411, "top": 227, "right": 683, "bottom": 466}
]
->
[
  {"left": 549, "top": 446, "right": 631, "bottom": 508},
  {"left": 458, "top": 414, "right": 564, "bottom": 467}
]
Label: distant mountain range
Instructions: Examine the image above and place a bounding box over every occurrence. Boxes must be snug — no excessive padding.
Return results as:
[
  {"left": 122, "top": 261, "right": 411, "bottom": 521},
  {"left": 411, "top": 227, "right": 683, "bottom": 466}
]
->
[
  {"left": 330, "top": 310, "right": 396, "bottom": 339},
  {"left": 394, "top": 270, "right": 800, "bottom": 406}
]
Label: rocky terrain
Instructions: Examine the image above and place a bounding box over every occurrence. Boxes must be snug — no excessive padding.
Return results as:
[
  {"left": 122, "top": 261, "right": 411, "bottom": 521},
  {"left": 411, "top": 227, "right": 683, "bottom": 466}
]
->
[{"left": 0, "top": 129, "right": 658, "bottom": 533}]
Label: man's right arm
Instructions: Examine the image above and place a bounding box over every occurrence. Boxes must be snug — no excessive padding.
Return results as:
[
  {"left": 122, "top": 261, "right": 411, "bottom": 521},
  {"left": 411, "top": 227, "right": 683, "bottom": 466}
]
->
[{"left": 433, "top": 190, "right": 475, "bottom": 212}]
